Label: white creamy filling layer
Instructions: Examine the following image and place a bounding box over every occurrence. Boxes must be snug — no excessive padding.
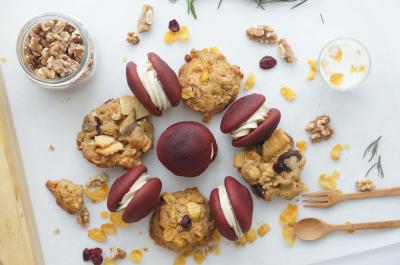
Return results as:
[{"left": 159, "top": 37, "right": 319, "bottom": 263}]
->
[
  {"left": 117, "top": 173, "right": 151, "bottom": 212},
  {"left": 137, "top": 59, "right": 171, "bottom": 112},
  {"left": 231, "top": 105, "right": 269, "bottom": 139},
  {"left": 218, "top": 185, "right": 243, "bottom": 238}
]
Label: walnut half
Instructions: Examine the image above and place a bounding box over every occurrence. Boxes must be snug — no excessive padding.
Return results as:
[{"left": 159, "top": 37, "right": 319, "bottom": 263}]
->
[
  {"left": 305, "top": 115, "right": 334, "bottom": 143},
  {"left": 137, "top": 4, "right": 153, "bottom": 33},
  {"left": 278, "top": 38, "right": 297, "bottom": 63},
  {"left": 246, "top": 25, "right": 277, "bottom": 44}
]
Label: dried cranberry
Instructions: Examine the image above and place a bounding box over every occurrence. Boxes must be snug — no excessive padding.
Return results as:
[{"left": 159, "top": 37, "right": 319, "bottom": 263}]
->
[
  {"left": 168, "top": 19, "right": 180, "bottom": 32},
  {"left": 273, "top": 161, "right": 291, "bottom": 173},
  {"left": 91, "top": 248, "right": 103, "bottom": 256},
  {"left": 83, "top": 248, "right": 91, "bottom": 261},
  {"left": 180, "top": 215, "right": 192, "bottom": 230},
  {"left": 251, "top": 184, "right": 265, "bottom": 198},
  {"left": 273, "top": 149, "right": 302, "bottom": 173},
  {"left": 259, "top": 56, "right": 277, "bottom": 70},
  {"left": 90, "top": 254, "right": 103, "bottom": 265}
]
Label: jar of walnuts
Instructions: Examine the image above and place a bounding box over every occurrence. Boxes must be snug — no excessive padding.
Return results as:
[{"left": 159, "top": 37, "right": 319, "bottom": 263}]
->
[{"left": 16, "top": 13, "right": 95, "bottom": 90}]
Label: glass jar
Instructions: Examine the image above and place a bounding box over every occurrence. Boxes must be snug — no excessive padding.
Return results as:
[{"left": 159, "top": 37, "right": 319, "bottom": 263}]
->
[{"left": 16, "top": 12, "right": 95, "bottom": 90}]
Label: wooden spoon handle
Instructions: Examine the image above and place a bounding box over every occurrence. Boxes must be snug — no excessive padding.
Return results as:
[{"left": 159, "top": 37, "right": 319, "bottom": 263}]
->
[
  {"left": 339, "top": 187, "right": 400, "bottom": 201},
  {"left": 332, "top": 220, "right": 400, "bottom": 232}
]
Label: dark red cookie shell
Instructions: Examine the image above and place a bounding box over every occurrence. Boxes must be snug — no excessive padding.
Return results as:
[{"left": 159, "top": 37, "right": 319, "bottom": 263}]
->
[
  {"left": 224, "top": 176, "right": 253, "bottom": 234},
  {"left": 147, "top": 52, "right": 181, "bottom": 107},
  {"left": 157, "top": 121, "right": 218, "bottom": 177},
  {"left": 232, "top": 108, "right": 281, "bottom": 147},
  {"left": 126, "top": 62, "right": 162, "bottom": 116},
  {"left": 220, "top": 93, "right": 265, "bottom": 133},
  {"left": 122, "top": 178, "right": 162, "bottom": 223},
  {"left": 107, "top": 165, "right": 162, "bottom": 223},
  {"left": 210, "top": 189, "right": 238, "bottom": 241}
]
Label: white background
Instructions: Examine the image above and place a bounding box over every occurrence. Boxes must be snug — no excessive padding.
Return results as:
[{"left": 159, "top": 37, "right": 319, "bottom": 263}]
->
[{"left": 1, "top": 0, "right": 400, "bottom": 264}]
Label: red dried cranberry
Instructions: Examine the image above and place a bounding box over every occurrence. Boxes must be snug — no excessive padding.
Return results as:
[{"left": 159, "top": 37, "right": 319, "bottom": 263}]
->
[
  {"left": 83, "top": 248, "right": 103, "bottom": 263},
  {"left": 83, "top": 248, "right": 91, "bottom": 261},
  {"left": 251, "top": 184, "right": 265, "bottom": 198},
  {"left": 273, "top": 161, "right": 291, "bottom": 173},
  {"left": 273, "top": 149, "right": 302, "bottom": 173},
  {"left": 90, "top": 254, "right": 103, "bottom": 265},
  {"left": 91, "top": 248, "right": 103, "bottom": 256},
  {"left": 168, "top": 19, "right": 180, "bottom": 32},
  {"left": 180, "top": 215, "right": 192, "bottom": 230},
  {"left": 259, "top": 56, "right": 277, "bottom": 70}
]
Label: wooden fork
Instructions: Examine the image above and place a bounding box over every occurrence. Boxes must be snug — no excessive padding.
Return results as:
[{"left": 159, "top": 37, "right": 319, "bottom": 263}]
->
[{"left": 302, "top": 187, "right": 400, "bottom": 208}]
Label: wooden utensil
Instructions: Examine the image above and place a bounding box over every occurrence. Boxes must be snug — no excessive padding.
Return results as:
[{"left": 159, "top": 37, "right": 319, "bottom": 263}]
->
[
  {"left": 302, "top": 187, "right": 400, "bottom": 208},
  {"left": 295, "top": 218, "right": 400, "bottom": 241}
]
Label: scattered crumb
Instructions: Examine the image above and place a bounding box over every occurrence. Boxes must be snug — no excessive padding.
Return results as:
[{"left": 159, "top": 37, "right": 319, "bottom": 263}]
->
[
  {"left": 208, "top": 244, "right": 221, "bottom": 255},
  {"left": 173, "top": 255, "right": 186, "bottom": 265},
  {"left": 330, "top": 144, "right": 344, "bottom": 160},
  {"left": 192, "top": 250, "right": 206, "bottom": 264},
  {"left": 109, "top": 246, "right": 127, "bottom": 260},
  {"left": 280, "top": 86, "right": 296, "bottom": 101},
  {"left": 257, "top": 223, "right": 270, "bottom": 237},
  {"left": 122, "top": 56, "right": 129, "bottom": 62},
  {"left": 49, "top": 144, "right": 56, "bottom": 152},
  {"left": 296, "top": 140, "right": 307, "bottom": 153},
  {"left": 129, "top": 250, "right": 143, "bottom": 263},
  {"left": 234, "top": 235, "right": 247, "bottom": 247},
  {"left": 244, "top": 72, "right": 256, "bottom": 90},
  {"left": 0, "top": 56, "right": 7, "bottom": 63},
  {"left": 344, "top": 221, "right": 354, "bottom": 234},
  {"left": 245, "top": 228, "right": 257, "bottom": 243},
  {"left": 53, "top": 228, "right": 60, "bottom": 235},
  {"left": 100, "top": 210, "right": 109, "bottom": 219},
  {"left": 142, "top": 247, "right": 148, "bottom": 252}
]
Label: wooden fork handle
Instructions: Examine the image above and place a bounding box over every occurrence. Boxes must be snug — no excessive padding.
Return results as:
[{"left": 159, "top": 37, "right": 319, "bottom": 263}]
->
[
  {"left": 339, "top": 187, "right": 400, "bottom": 201},
  {"left": 332, "top": 220, "right": 400, "bottom": 232}
]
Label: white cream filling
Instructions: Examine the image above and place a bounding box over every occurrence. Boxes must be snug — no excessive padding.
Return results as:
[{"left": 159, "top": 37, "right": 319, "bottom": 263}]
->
[
  {"left": 117, "top": 173, "right": 151, "bottom": 212},
  {"left": 210, "top": 143, "right": 214, "bottom": 160},
  {"left": 218, "top": 185, "right": 243, "bottom": 238},
  {"left": 231, "top": 105, "right": 269, "bottom": 139},
  {"left": 137, "top": 59, "right": 171, "bottom": 112}
]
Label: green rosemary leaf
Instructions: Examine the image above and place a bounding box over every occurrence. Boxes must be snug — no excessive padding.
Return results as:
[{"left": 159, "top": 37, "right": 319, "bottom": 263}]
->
[
  {"left": 363, "top": 136, "right": 382, "bottom": 161},
  {"left": 364, "top": 161, "right": 378, "bottom": 178},
  {"left": 291, "top": 0, "right": 308, "bottom": 9},
  {"left": 320, "top": 13, "right": 325, "bottom": 23},
  {"left": 218, "top": 0, "right": 223, "bottom": 9}
]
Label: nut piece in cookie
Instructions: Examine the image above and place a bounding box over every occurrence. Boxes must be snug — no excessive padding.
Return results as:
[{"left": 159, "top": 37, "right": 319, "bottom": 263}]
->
[
  {"left": 210, "top": 176, "right": 253, "bottom": 241},
  {"left": 157, "top": 121, "right": 218, "bottom": 177},
  {"left": 149, "top": 187, "right": 215, "bottom": 255},
  {"left": 305, "top": 114, "right": 334, "bottom": 143},
  {"left": 46, "top": 179, "right": 84, "bottom": 214},
  {"left": 77, "top": 96, "right": 154, "bottom": 169},
  {"left": 126, "top": 52, "right": 181, "bottom": 116},
  {"left": 234, "top": 129, "right": 306, "bottom": 201},
  {"left": 220, "top": 93, "right": 281, "bottom": 147},
  {"left": 179, "top": 48, "right": 243, "bottom": 122},
  {"left": 107, "top": 165, "right": 162, "bottom": 223}
]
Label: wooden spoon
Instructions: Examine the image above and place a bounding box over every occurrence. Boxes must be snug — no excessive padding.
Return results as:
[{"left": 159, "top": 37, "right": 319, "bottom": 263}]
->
[{"left": 294, "top": 218, "right": 400, "bottom": 241}]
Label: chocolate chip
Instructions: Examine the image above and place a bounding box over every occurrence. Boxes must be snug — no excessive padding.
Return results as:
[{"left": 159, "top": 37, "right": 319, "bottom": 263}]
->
[
  {"left": 251, "top": 184, "right": 265, "bottom": 198},
  {"left": 259, "top": 55, "right": 277, "bottom": 70},
  {"left": 168, "top": 19, "right": 180, "bottom": 32},
  {"left": 180, "top": 215, "right": 192, "bottom": 230}
]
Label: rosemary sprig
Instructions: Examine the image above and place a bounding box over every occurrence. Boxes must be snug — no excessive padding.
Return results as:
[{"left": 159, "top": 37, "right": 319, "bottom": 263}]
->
[
  {"left": 363, "top": 135, "right": 382, "bottom": 162},
  {"left": 320, "top": 13, "right": 325, "bottom": 24},
  {"left": 364, "top": 155, "right": 385, "bottom": 178}
]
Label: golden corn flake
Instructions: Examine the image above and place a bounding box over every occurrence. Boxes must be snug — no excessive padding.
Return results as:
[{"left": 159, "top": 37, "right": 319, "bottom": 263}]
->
[
  {"left": 85, "top": 183, "right": 109, "bottom": 203},
  {"left": 280, "top": 86, "right": 296, "bottom": 101},
  {"left": 109, "top": 212, "right": 129, "bottom": 228},
  {"left": 245, "top": 228, "right": 257, "bottom": 243},
  {"left": 296, "top": 140, "right": 307, "bottom": 153},
  {"left": 88, "top": 228, "right": 107, "bottom": 243},
  {"left": 329, "top": 45, "right": 343, "bottom": 62},
  {"left": 279, "top": 204, "right": 298, "bottom": 226},
  {"left": 319, "top": 170, "right": 340, "bottom": 191},
  {"left": 129, "top": 250, "right": 143, "bottom": 263},
  {"left": 211, "top": 229, "right": 221, "bottom": 243},
  {"left": 282, "top": 225, "right": 296, "bottom": 246},
  {"left": 244, "top": 72, "right": 256, "bottom": 90},
  {"left": 210, "top": 46, "right": 219, "bottom": 53},
  {"left": 257, "top": 223, "right": 270, "bottom": 237},
  {"left": 351, "top": 64, "right": 366, "bottom": 74},
  {"left": 163, "top": 26, "right": 190, "bottom": 45},
  {"left": 173, "top": 255, "right": 186, "bottom": 265},
  {"left": 101, "top": 223, "right": 117, "bottom": 234},
  {"left": 330, "top": 144, "right": 344, "bottom": 160},
  {"left": 306, "top": 59, "right": 317, "bottom": 81},
  {"left": 329, "top": 73, "right": 344, "bottom": 86},
  {"left": 100, "top": 210, "right": 109, "bottom": 219},
  {"left": 345, "top": 221, "right": 354, "bottom": 234},
  {"left": 200, "top": 68, "right": 209, "bottom": 83},
  {"left": 192, "top": 250, "right": 206, "bottom": 264}
]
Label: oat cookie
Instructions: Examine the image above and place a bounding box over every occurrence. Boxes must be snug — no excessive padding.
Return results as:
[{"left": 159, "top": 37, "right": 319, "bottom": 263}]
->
[
  {"left": 150, "top": 188, "right": 215, "bottom": 255},
  {"left": 234, "top": 129, "right": 306, "bottom": 201},
  {"left": 77, "top": 95, "right": 154, "bottom": 169},
  {"left": 179, "top": 49, "right": 243, "bottom": 122}
]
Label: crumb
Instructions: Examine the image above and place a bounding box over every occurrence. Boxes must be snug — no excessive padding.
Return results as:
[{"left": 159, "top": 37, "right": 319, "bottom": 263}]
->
[
  {"left": 129, "top": 250, "right": 143, "bottom": 263},
  {"left": 192, "top": 249, "right": 206, "bottom": 264},
  {"left": 0, "top": 56, "right": 7, "bottom": 63},
  {"left": 122, "top": 56, "right": 128, "bottom": 62},
  {"left": 257, "top": 223, "right": 270, "bottom": 237},
  {"left": 173, "top": 255, "right": 186, "bottom": 265},
  {"left": 244, "top": 73, "right": 256, "bottom": 90},
  {"left": 100, "top": 210, "right": 109, "bottom": 219},
  {"left": 344, "top": 221, "right": 354, "bottom": 234},
  {"left": 53, "top": 228, "right": 60, "bottom": 235},
  {"left": 49, "top": 144, "right": 56, "bottom": 151},
  {"left": 142, "top": 247, "right": 148, "bottom": 252}
]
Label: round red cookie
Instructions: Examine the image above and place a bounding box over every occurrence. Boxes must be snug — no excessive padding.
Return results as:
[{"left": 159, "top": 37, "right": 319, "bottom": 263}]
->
[
  {"left": 156, "top": 121, "right": 218, "bottom": 177},
  {"left": 126, "top": 52, "right": 181, "bottom": 116},
  {"left": 220, "top": 93, "right": 281, "bottom": 147},
  {"left": 210, "top": 176, "right": 253, "bottom": 241},
  {"left": 107, "top": 165, "right": 162, "bottom": 223}
]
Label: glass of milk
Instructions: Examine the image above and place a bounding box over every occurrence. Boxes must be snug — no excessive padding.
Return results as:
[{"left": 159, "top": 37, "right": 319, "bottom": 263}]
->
[{"left": 318, "top": 38, "right": 371, "bottom": 91}]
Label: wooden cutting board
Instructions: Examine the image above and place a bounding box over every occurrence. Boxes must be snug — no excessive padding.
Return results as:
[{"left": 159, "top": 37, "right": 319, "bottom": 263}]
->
[{"left": 0, "top": 67, "right": 44, "bottom": 265}]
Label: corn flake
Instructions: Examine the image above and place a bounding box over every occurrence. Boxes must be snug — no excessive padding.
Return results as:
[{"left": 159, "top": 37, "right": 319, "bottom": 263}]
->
[
  {"left": 104, "top": 257, "right": 117, "bottom": 265},
  {"left": 100, "top": 210, "right": 109, "bottom": 219},
  {"left": 244, "top": 73, "right": 256, "bottom": 90},
  {"left": 280, "top": 86, "right": 296, "bottom": 101},
  {"left": 329, "top": 73, "right": 344, "bottom": 86},
  {"left": 279, "top": 204, "right": 298, "bottom": 226},
  {"left": 282, "top": 225, "right": 296, "bottom": 246},
  {"left": 330, "top": 144, "right": 343, "bottom": 160},
  {"left": 85, "top": 183, "right": 109, "bottom": 203},
  {"left": 245, "top": 228, "right": 257, "bottom": 243},
  {"left": 109, "top": 212, "right": 128, "bottom": 228},
  {"left": 164, "top": 26, "right": 190, "bottom": 45},
  {"left": 173, "top": 255, "right": 186, "bottom": 265},
  {"left": 319, "top": 171, "right": 340, "bottom": 191},
  {"left": 351, "top": 64, "right": 366, "bottom": 74},
  {"left": 302, "top": 184, "right": 309, "bottom": 193},
  {"left": 306, "top": 59, "right": 317, "bottom": 80},
  {"left": 200, "top": 68, "right": 209, "bottom": 83},
  {"left": 257, "top": 223, "right": 270, "bottom": 237},
  {"left": 88, "top": 228, "right": 107, "bottom": 243},
  {"left": 193, "top": 250, "right": 206, "bottom": 264},
  {"left": 296, "top": 140, "right": 307, "bottom": 153},
  {"left": 211, "top": 229, "right": 221, "bottom": 243},
  {"left": 101, "top": 223, "right": 117, "bottom": 234},
  {"left": 329, "top": 46, "right": 343, "bottom": 62},
  {"left": 129, "top": 250, "right": 143, "bottom": 263}
]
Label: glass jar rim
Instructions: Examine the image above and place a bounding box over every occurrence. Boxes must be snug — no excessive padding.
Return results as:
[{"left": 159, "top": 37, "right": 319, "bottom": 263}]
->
[{"left": 16, "top": 12, "right": 92, "bottom": 89}]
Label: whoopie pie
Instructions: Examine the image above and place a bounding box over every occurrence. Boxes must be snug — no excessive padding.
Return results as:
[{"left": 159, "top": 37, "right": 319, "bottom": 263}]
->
[
  {"left": 157, "top": 121, "right": 218, "bottom": 177},
  {"left": 210, "top": 176, "right": 253, "bottom": 241},
  {"left": 220, "top": 93, "right": 281, "bottom": 147},
  {"left": 126, "top": 52, "right": 181, "bottom": 116},
  {"left": 107, "top": 165, "right": 162, "bottom": 223}
]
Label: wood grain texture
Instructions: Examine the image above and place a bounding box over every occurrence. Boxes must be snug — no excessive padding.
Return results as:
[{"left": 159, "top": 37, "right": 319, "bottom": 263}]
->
[{"left": 0, "top": 67, "right": 44, "bottom": 265}]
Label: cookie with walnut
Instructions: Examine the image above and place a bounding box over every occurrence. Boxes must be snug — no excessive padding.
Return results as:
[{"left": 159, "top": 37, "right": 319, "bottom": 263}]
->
[
  {"left": 77, "top": 95, "right": 154, "bottom": 169},
  {"left": 149, "top": 187, "right": 215, "bottom": 255},
  {"left": 234, "top": 128, "right": 306, "bottom": 201},
  {"left": 179, "top": 48, "right": 243, "bottom": 122}
]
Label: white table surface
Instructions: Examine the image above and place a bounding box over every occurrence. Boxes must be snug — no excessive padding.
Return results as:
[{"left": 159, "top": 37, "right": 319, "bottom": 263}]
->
[{"left": 1, "top": 0, "right": 400, "bottom": 264}]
